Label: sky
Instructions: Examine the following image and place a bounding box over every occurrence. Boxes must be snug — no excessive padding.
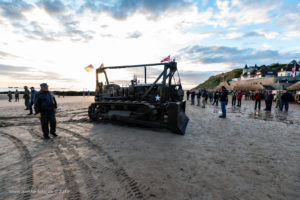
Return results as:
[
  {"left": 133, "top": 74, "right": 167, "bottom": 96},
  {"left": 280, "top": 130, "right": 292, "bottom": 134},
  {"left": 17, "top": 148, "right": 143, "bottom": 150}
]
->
[{"left": 0, "top": 0, "right": 300, "bottom": 90}]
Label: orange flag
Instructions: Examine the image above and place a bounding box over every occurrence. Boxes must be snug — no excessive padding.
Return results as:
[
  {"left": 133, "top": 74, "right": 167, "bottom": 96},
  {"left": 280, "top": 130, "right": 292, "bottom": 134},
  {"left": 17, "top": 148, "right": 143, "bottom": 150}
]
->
[{"left": 84, "top": 64, "right": 94, "bottom": 72}]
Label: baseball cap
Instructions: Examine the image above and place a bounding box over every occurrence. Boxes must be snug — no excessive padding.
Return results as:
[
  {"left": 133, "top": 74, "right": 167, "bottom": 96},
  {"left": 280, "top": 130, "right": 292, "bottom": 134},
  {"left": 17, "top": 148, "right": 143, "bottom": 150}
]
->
[{"left": 40, "top": 83, "right": 48, "bottom": 88}]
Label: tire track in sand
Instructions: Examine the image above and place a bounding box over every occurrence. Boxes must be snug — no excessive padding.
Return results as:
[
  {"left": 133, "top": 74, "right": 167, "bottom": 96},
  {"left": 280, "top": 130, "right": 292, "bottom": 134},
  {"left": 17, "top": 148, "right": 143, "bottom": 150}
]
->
[
  {"left": 66, "top": 145, "right": 100, "bottom": 200},
  {"left": 27, "top": 126, "right": 100, "bottom": 200},
  {"left": 0, "top": 130, "right": 33, "bottom": 200},
  {"left": 54, "top": 145, "right": 81, "bottom": 200},
  {"left": 57, "top": 126, "right": 145, "bottom": 199}
]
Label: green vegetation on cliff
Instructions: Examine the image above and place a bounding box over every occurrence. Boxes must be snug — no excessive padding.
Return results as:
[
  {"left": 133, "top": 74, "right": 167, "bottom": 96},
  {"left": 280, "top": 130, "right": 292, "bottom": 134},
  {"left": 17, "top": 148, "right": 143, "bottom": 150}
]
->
[
  {"left": 194, "top": 69, "right": 242, "bottom": 90},
  {"left": 193, "top": 63, "right": 287, "bottom": 90}
]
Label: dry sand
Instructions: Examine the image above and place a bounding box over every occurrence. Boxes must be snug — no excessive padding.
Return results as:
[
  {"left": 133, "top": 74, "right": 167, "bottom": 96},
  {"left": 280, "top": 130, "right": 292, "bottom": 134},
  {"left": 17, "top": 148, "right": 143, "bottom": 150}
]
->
[{"left": 0, "top": 96, "right": 299, "bottom": 200}]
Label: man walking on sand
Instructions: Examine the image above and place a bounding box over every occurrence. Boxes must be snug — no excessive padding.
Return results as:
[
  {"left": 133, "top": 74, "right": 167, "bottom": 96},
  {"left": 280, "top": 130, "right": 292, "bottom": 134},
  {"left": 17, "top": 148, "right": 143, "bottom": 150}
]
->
[
  {"left": 264, "top": 91, "right": 273, "bottom": 111},
  {"left": 196, "top": 90, "right": 201, "bottom": 106},
  {"left": 201, "top": 89, "right": 207, "bottom": 108},
  {"left": 232, "top": 90, "right": 237, "bottom": 106},
  {"left": 280, "top": 90, "right": 290, "bottom": 112},
  {"left": 7, "top": 90, "right": 12, "bottom": 102},
  {"left": 191, "top": 90, "right": 195, "bottom": 105},
  {"left": 28, "top": 87, "right": 38, "bottom": 115},
  {"left": 212, "top": 91, "right": 219, "bottom": 106},
  {"left": 23, "top": 86, "right": 30, "bottom": 110},
  {"left": 219, "top": 86, "right": 228, "bottom": 118},
  {"left": 15, "top": 89, "right": 19, "bottom": 102},
  {"left": 186, "top": 90, "right": 190, "bottom": 101},
  {"left": 34, "top": 83, "right": 58, "bottom": 139}
]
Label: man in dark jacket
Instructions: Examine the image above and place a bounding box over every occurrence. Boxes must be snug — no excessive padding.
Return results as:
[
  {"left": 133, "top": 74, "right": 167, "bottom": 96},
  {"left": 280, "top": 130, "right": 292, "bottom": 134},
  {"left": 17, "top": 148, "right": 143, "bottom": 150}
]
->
[
  {"left": 264, "top": 91, "right": 273, "bottom": 111},
  {"left": 186, "top": 90, "right": 190, "bottom": 101},
  {"left": 196, "top": 90, "right": 201, "bottom": 106},
  {"left": 34, "top": 83, "right": 57, "bottom": 139},
  {"left": 280, "top": 90, "right": 290, "bottom": 112},
  {"left": 15, "top": 89, "right": 19, "bottom": 102},
  {"left": 219, "top": 86, "right": 228, "bottom": 118},
  {"left": 28, "top": 87, "right": 38, "bottom": 115},
  {"left": 232, "top": 90, "right": 237, "bottom": 106},
  {"left": 201, "top": 89, "right": 207, "bottom": 108},
  {"left": 190, "top": 91, "right": 196, "bottom": 105},
  {"left": 23, "top": 86, "right": 30, "bottom": 110},
  {"left": 212, "top": 91, "right": 219, "bottom": 106},
  {"left": 7, "top": 90, "right": 12, "bottom": 102}
]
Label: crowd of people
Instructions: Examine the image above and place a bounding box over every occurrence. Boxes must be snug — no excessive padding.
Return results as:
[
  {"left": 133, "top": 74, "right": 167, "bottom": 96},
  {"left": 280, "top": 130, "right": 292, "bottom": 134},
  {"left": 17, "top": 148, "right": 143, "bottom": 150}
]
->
[
  {"left": 186, "top": 88, "right": 292, "bottom": 118},
  {"left": 187, "top": 86, "right": 228, "bottom": 118},
  {"left": 6, "top": 84, "right": 58, "bottom": 139}
]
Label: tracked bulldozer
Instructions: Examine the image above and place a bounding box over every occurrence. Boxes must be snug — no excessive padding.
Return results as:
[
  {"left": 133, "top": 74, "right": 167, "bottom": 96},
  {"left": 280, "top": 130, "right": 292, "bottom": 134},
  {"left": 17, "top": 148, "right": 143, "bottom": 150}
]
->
[{"left": 88, "top": 61, "right": 189, "bottom": 135}]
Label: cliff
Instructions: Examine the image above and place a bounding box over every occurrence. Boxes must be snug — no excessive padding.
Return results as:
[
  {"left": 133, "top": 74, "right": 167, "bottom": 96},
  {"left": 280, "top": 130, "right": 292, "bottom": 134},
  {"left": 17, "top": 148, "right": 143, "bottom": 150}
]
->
[{"left": 193, "top": 63, "right": 286, "bottom": 90}]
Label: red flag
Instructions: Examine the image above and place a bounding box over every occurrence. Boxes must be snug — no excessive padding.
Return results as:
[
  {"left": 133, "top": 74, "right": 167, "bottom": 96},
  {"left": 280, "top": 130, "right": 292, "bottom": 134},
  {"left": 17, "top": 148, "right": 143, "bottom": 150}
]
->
[
  {"left": 99, "top": 63, "right": 104, "bottom": 68},
  {"left": 161, "top": 55, "right": 170, "bottom": 63},
  {"left": 84, "top": 64, "right": 94, "bottom": 72},
  {"left": 292, "top": 63, "right": 297, "bottom": 78}
]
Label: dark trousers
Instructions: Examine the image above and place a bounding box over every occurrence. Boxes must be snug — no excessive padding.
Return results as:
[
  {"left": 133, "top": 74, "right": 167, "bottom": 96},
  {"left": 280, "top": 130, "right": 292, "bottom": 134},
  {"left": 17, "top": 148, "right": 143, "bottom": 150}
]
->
[
  {"left": 265, "top": 100, "right": 272, "bottom": 111},
  {"left": 28, "top": 101, "right": 34, "bottom": 114},
  {"left": 255, "top": 100, "right": 261, "bottom": 110},
  {"left": 280, "top": 101, "right": 289, "bottom": 112},
  {"left": 212, "top": 99, "right": 218, "bottom": 106},
  {"left": 40, "top": 114, "right": 56, "bottom": 138},
  {"left": 237, "top": 99, "right": 241, "bottom": 106},
  {"left": 221, "top": 101, "right": 227, "bottom": 117},
  {"left": 25, "top": 98, "right": 30, "bottom": 109},
  {"left": 232, "top": 97, "right": 236, "bottom": 106},
  {"left": 191, "top": 97, "right": 195, "bottom": 105}
]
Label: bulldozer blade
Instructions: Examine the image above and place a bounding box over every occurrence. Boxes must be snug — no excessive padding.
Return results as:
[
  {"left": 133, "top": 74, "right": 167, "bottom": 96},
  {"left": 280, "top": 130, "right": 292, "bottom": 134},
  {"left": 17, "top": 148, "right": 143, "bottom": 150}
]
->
[{"left": 167, "top": 101, "right": 189, "bottom": 135}]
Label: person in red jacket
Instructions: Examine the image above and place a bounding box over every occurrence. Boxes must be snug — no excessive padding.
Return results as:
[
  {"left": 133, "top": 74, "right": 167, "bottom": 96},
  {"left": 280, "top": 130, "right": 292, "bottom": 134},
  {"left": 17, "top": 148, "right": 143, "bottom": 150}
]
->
[
  {"left": 237, "top": 91, "right": 243, "bottom": 107},
  {"left": 254, "top": 90, "right": 262, "bottom": 110}
]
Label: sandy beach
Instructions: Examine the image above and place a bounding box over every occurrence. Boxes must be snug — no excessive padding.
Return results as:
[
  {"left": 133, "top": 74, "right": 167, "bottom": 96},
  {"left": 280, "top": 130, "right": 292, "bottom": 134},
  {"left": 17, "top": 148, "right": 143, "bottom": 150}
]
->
[{"left": 0, "top": 96, "right": 299, "bottom": 200}]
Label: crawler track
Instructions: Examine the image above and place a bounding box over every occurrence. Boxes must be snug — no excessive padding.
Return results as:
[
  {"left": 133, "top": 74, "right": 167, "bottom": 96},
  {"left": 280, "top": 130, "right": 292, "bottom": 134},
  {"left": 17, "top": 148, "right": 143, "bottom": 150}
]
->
[
  {"left": 0, "top": 131, "right": 33, "bottom": 200},
  {"left": 63, "top": 144, "right": 100, "bottom": 200},
  {"left": 54, "top": 146, "right": 81, "bottom": 200},
  {"left": 57, "top": 126, "right": 145, "bottom": 199}
]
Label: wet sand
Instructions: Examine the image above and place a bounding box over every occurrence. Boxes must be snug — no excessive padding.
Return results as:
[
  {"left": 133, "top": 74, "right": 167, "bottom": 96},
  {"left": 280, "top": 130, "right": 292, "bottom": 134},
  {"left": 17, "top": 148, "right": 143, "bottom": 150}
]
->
[{"left": 0, "top": 96, "right": 299, "bottom": 200}]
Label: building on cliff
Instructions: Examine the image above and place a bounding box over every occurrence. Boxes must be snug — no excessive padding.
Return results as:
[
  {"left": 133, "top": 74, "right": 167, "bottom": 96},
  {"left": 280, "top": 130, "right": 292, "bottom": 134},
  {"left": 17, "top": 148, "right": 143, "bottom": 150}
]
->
[
  {"left": 217, "top": 60, "right": 300, "bottom": 91},
  {"left": 241, "top": 64, "right": 259, "bottom": 79},
  {"left": 278, "top": 60, "right": 300, "bottom": 77}
]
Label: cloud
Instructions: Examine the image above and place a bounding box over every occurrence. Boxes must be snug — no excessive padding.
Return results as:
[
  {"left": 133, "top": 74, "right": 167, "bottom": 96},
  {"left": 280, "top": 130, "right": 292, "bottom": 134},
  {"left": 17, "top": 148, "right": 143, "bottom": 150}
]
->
[
  {"left": 204, "top": 0, "right": 277, "bottom": 28},
  {"left": 0, "top": 63, "right": 75, "bottom": 82},
  {"left": 0, "top": 0, "right": 33, "bottom": 20},
  {"left": 12, "top": 18, "right": 94, "bottom": 42},
  {"left": 242, "top": 31, "right": 264, "bottom": 38},
  {"left": 38, "top": 0, "right": 66, "bottom": 15},
  {"left": 262, "top": 43, "right": 271, "bottom": 50},
  {"left": 278, "top": 12, "right": 300, "bottom": 38},
  {"left": 234, "top": 30, "right": 280, "bottom": 39},
  {"left": 13, "top": 21, "right": 58, "bottom": 41},
  {"left": 179, "top": 45, "right": 300, "bottom": 66},
  {"left": 127, "top": 31, "right": 142, "bottom": 38},
  {"left": 81, "top": 0, "right": 193, "bottom": 19},
  {"left": 0, "top": 51, "right": 18, "bottom": 59}
]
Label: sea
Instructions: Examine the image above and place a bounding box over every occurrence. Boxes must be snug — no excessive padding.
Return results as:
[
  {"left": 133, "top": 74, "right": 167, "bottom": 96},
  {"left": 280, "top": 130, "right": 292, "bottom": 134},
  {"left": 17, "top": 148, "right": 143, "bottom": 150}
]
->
[{"left": 0, "top": 87, "right": 24, "bottom": 92}]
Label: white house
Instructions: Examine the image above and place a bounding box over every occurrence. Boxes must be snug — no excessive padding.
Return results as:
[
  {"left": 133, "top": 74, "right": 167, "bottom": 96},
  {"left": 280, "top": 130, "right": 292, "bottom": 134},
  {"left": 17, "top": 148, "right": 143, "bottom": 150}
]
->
[
  {"left": 278, "top": 60, "right": 300, "bottom": 77},
  {"left": 241, "top": 64, "right": 258, "bottom": 79}
]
